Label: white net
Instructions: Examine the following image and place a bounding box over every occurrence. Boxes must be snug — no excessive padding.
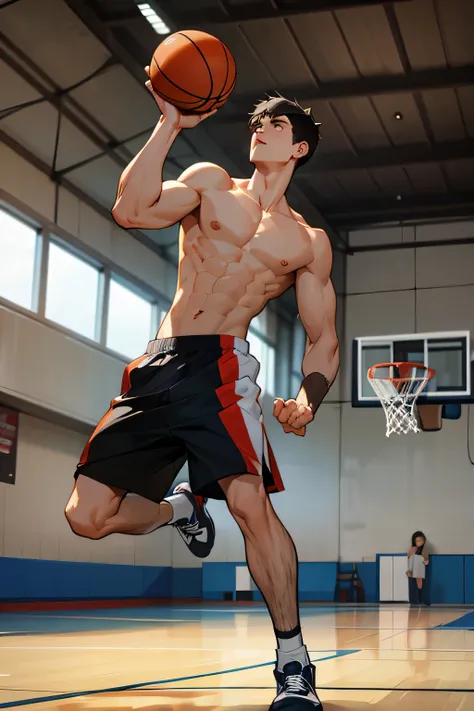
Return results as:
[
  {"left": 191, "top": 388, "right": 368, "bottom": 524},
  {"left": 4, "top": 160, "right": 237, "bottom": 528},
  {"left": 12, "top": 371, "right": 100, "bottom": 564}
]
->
[{"left": 368, "top": 363, "right": 434, "bottom": 437}]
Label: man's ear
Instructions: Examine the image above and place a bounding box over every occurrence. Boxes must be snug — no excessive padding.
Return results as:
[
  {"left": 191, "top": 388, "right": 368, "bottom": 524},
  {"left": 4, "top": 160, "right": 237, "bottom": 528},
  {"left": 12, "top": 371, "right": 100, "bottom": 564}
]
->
[{"left": 293, "top": 141, "right": 309, "bottom": 160}]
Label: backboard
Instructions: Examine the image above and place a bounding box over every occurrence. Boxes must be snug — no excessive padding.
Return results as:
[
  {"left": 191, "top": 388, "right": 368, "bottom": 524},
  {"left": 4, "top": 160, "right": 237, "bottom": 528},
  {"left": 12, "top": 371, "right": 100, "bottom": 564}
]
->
[{"left": 352, "top": 331, "right": 472, "bottom": 407}]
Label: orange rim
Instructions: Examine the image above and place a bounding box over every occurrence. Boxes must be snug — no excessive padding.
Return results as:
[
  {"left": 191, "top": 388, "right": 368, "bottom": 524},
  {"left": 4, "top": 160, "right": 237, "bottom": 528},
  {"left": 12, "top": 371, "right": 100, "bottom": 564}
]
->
[{"left": 367, "top": 361, "right": 435, "bottom": 382}]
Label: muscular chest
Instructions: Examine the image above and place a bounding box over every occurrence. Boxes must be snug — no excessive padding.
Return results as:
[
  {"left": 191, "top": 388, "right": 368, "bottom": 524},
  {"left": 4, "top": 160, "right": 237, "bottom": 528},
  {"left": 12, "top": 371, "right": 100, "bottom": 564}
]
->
[{"left": 185, "top": 189, "right": 312, "bottom": 276}]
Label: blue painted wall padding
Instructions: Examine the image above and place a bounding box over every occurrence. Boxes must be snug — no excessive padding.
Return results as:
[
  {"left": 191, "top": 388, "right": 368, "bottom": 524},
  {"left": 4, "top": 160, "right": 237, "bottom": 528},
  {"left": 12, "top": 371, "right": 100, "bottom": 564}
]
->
[{"left": 1, "top": 555, "right": 472, "bottom": 604}]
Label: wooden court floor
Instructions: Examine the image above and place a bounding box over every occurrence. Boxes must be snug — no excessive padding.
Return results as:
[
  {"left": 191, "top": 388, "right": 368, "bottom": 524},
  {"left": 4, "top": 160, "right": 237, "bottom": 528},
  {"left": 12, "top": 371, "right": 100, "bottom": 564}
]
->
[{"left": 1, "top": 603, "right": 474, "bottom": 709}]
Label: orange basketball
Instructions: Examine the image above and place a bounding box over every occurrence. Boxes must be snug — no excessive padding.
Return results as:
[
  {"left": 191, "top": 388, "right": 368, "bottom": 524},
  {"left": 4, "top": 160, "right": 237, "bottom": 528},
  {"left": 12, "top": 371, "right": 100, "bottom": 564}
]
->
[{"left": 149, "top": 30, "right": 236, "bottom": 114}]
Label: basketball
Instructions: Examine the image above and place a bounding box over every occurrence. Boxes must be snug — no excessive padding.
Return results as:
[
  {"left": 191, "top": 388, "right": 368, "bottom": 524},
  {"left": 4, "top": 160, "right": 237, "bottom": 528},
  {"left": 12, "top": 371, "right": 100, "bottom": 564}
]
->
[{"left": 149, "top": 30, "right": 237, "bottom": 114}]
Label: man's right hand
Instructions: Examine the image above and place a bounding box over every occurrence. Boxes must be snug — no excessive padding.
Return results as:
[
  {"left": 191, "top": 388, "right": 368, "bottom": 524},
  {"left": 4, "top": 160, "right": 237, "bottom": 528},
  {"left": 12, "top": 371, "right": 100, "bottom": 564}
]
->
[{"left": 145, "top": 66, "right": 217, "bottom": 129}]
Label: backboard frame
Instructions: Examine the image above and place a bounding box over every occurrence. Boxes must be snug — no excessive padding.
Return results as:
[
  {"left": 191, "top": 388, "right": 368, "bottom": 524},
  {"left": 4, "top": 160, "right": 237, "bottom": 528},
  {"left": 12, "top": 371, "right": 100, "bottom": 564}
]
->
[{"left": 352, "top": 330, "right": 472, "bottom": 407}]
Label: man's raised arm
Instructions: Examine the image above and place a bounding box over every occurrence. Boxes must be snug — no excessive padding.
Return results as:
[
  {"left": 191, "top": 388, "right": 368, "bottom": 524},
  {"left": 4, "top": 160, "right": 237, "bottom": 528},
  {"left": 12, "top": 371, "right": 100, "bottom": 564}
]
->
[{"left": 112, "top": 73, "right": 223, "bottom": 231}]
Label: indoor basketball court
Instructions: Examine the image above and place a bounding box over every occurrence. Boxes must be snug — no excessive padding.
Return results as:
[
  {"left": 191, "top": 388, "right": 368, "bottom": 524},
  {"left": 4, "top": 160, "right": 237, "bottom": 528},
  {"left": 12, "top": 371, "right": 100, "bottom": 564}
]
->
[
  {"left": 1, "top": 0, "right": 474, "bottom": 709},
  {"left": 2, "top": 603, "right": 474, "bottom": 709}
]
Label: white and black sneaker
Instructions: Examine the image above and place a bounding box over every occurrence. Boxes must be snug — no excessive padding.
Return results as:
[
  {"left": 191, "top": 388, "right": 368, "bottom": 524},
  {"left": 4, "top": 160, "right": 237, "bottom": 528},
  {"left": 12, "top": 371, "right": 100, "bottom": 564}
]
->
[
  {"left": 270, "top": 661, "right": 323, "bottom": 709},
  {"left": 171, "top": 483, "right": 215, "bottom": 559}
]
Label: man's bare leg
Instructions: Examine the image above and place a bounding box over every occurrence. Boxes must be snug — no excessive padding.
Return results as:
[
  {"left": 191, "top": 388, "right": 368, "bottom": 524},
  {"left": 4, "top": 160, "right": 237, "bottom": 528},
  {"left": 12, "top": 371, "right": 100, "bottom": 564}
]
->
[
  {"left": 65, "top": 475, "right": 191, "bottom": 539},
  {"left": 220, "top": 474, "right": 309, "bottom": 670}
]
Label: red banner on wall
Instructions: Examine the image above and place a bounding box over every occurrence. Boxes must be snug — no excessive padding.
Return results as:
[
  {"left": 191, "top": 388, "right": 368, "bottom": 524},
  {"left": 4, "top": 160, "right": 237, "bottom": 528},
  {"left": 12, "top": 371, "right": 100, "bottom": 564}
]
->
[{"left": 0, "top": 407, "right": 18, "bottom": 484}]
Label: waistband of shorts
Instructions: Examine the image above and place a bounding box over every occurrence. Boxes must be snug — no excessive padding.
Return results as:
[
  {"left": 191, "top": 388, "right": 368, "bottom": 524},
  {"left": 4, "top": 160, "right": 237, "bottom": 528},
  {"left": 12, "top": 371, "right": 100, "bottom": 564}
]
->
[{"left": 146, "top": 334, "right": 249, "bottom": 356}]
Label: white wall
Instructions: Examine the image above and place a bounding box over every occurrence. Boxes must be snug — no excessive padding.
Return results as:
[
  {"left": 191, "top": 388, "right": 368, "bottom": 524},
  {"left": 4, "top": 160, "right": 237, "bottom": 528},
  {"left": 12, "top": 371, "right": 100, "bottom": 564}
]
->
[
  {"left": 340, "top": 405, "right": 474, "bottom": 559},
  {"left": 0, "top": 305, "right": 124, "bottom": 427},
  {"left": 0, "top": 413, "right": 172, "bottom": 566},
  {"left": 340, "top": 220, "right": 474, "bottom": 560}
]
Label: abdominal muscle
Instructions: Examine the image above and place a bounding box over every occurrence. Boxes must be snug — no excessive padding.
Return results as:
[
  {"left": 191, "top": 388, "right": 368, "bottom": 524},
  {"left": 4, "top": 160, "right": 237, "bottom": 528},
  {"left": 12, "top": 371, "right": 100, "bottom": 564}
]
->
[
  {"left": 156, "top": 217, "right": 293, "bottom": 340},
  {"left": 157, "top": 273, "right": 271, "bottom": 340}
]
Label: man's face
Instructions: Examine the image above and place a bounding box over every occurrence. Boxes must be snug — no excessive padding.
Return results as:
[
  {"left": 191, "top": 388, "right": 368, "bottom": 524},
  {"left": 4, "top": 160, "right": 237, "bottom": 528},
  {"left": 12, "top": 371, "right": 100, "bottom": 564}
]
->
[{"left": 249, "top": 114, "right": 308, "bottom": 165}]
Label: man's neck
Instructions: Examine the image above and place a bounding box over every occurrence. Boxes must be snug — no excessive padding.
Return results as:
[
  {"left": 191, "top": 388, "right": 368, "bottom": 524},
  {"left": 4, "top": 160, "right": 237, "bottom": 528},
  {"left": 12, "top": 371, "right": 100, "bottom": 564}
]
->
[{"left": 246, "top": 161, "right": 295, "bottom": 213}]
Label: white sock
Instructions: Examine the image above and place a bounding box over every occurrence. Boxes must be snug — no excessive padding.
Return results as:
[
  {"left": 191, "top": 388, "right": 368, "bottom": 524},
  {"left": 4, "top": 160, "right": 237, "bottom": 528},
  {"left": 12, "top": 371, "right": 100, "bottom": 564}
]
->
[
  {"left": 276, "top": 644, "right": 310, "bottom": 671},
  {"left": 277, "top": 630, "right": 304, "bottom": 653},
  {"left": 164, "top": 492, "right": 194, "bottom": 524},
  {"left": 275, "top": 627, "right": 310, "bottom": 671}
]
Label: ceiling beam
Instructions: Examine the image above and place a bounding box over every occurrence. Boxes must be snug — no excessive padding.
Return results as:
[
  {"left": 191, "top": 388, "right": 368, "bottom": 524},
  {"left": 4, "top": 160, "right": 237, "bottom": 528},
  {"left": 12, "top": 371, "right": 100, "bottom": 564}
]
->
[
  {"left": 0, "top": 32, "right": 180, "bottom": 175},
  {"left": 0, "top": 32, "right": 128, "bottom": 153},
  {"left": 326, "top": 193, "right": 474, "bottom": 227},
  {"left": 0, "top": 42, "right": 131, "bottom": 173},
  {"left": 101, "top": 9, "right": 141, "bottom": 26},
  {"left": 350, "top": 235, "right": 474, "bottom": 254},
  {"left": 299, "top": 139, "right": 474, "bottom": 174},
  {"left": 219, "top": 64, "right": 474, "bottom": 121},
  {"left": 155, "top": 0, "right": 412, "bottom": 26},
  {"left": 64, "top": 0, "right": 347, "bottom": 252}
]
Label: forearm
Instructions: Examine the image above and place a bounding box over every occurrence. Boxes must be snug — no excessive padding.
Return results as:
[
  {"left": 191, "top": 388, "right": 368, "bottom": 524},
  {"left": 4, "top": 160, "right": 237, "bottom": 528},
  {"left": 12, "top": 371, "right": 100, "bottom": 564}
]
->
[
  {"left": 296, "top": 335, "right": 339, "bottom": 412},
  {"left": 114, "top": 117, "right": 180, "bottom": 215}
]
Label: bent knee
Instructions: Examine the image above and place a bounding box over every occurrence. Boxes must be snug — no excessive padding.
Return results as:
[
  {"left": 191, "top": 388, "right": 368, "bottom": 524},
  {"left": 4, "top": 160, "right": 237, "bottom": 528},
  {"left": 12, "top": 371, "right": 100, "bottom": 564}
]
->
[
  {"left": 64, "top": 506, "right": 106, "bottom": 540},
  {"left": 226, "top": 477, "right": 269, "bottom": 522}
]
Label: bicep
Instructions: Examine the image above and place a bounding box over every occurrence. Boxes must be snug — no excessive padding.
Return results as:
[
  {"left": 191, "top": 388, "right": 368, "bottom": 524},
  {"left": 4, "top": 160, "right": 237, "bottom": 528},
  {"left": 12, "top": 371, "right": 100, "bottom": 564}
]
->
[
  {"left": 118, "top": 180, "right": 200, "bottom": 230},
  {"left": 113, "top": 162, "right": 231, "bottom": 230},
  {"left": 144, "top": 162, "right": 232, "bottom": 229}
]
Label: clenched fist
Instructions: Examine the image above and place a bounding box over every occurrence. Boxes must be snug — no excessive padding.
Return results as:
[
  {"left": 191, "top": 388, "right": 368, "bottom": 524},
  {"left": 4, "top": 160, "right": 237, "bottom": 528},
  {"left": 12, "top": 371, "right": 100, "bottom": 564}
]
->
[{"left": 273, "top": 398, "right": 313, "bottom": 437}]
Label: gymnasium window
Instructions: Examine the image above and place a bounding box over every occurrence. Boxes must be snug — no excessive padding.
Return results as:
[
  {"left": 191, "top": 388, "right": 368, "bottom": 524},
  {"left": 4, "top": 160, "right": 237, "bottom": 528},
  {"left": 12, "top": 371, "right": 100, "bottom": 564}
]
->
[
  {"left": 45, "top": 241, "right": 101, "bottom": 340},
  {"left": 247, "top": 329, "right": 276, "bottom": 396},
  {"left": 290, "top": 373, "right": 301, "bottom": 398},
  {"left": 107, "top": 277, "right": 154, "bottom": 359},
  {"left": 289, "top": 318, "right": 306, "bottom": 397},
  {"left": 0, "top": 208, "right": 39, "bottom": 310}
]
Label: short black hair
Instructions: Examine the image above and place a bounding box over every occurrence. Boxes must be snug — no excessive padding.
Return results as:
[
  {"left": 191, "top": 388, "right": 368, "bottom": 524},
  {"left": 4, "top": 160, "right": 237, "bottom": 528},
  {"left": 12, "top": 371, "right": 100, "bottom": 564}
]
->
[{"left": 249, "top": 96, "right": 321, "bottom": 169}]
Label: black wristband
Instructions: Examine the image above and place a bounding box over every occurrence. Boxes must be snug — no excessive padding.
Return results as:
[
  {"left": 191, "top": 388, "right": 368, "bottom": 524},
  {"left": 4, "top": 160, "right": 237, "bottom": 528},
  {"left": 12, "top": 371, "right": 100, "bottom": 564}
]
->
[{"left": 301, "top": 372, "right": 330, "bottom": 413}]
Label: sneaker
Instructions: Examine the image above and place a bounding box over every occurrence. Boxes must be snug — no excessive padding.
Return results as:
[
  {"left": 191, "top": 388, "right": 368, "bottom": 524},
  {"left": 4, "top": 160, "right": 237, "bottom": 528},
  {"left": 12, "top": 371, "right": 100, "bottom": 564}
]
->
[
  {"left": 171, "top": 483, "right": 215, "bottom": 559},
  {"left": 270, "top": 661, "right": 323, "bottom": 709}
]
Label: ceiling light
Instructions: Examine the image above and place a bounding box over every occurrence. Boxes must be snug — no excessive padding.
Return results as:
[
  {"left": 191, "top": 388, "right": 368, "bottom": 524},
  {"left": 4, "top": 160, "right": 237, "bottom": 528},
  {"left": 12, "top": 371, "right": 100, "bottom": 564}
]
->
[
  {"left": 394, "top": 112, "right": 403, "bottom": 120},
  {"left": 137, "top": 3, "right": 170, "bottom": 34}
]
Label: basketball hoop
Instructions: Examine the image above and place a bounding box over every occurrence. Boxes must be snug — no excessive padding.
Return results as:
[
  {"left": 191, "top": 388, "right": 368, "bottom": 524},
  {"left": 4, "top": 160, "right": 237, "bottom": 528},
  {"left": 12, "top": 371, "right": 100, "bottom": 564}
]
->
[{"left": 367, "top": 362, "right": 435, "bottom": 437}]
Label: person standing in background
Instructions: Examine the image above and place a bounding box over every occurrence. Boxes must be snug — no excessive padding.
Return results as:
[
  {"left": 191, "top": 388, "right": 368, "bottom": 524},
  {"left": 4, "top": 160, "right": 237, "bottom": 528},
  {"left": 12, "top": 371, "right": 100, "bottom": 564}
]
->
[{"left": 407, "top": 531, "right": 429, "bottom": 605}]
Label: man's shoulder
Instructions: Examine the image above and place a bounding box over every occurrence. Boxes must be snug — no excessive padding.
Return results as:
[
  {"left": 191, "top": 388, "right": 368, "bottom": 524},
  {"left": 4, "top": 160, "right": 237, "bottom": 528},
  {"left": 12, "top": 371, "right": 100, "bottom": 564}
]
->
[
  {"left": 288, "top": 210, "right": 332, "bottom": 276},
  {"left": 289, "top": 208, "right": 331, "bottom": 247},
  {"left": 179, "top": 162, "right": 233, "bottom": 192}
]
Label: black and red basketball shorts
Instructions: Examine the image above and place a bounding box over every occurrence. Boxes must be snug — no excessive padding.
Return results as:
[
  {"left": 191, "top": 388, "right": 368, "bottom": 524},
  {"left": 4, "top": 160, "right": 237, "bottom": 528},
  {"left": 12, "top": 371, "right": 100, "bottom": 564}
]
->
[{"left": 74, "top": 335, "right": 284, "bottom": 502}]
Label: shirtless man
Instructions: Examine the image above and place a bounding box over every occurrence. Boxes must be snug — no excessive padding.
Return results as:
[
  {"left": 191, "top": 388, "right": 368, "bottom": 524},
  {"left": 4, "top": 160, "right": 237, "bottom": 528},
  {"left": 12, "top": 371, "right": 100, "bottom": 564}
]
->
[{"left": 65, "top": 74, "right": 339, "bottom": 710}]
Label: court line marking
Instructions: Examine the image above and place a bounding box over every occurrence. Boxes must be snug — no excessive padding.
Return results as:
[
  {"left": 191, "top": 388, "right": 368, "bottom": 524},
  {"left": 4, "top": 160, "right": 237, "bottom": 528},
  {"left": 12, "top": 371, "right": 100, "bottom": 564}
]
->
[
  {"left": 2, "top": 646, "right": 474, "bottom": 653},
  {"left": 9, "top": 607, "right": 468, "bottom": 620},
  {"left": 0, "top": 650, "right": 357, "bottom": 708},
  {"left": 6, "top": 606, "right": 473, "bottom": 617},
  {"left": 3, "top": 618, "right": 465, "bottom": 631},
  {"left": 2, "top": 615, "right": 198, "bottom": 623},
  {"left": 0, "top": 646, "right": 352, "bottom": 652},
  {"left": 128, "top": 686, "right": 474, "bottom": 693}
]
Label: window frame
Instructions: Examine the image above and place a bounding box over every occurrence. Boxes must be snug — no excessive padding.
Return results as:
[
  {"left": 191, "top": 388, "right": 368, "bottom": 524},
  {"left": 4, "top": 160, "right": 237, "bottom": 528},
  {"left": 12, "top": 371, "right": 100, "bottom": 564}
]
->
[
  {"left": 247, "top": 325, "right": 277, "bottom": 396},
  {"left": 44, "top": 236, "right": 104, "bottom": 342},
  {"left": 106, "top": 273, "right": 159, "bottom": 359},
  {"left": 0, "top": 198, "right": 171, "bottom": 363},
  {"left": 0, "top": 204, "right": 43, "bottom": 313}
]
